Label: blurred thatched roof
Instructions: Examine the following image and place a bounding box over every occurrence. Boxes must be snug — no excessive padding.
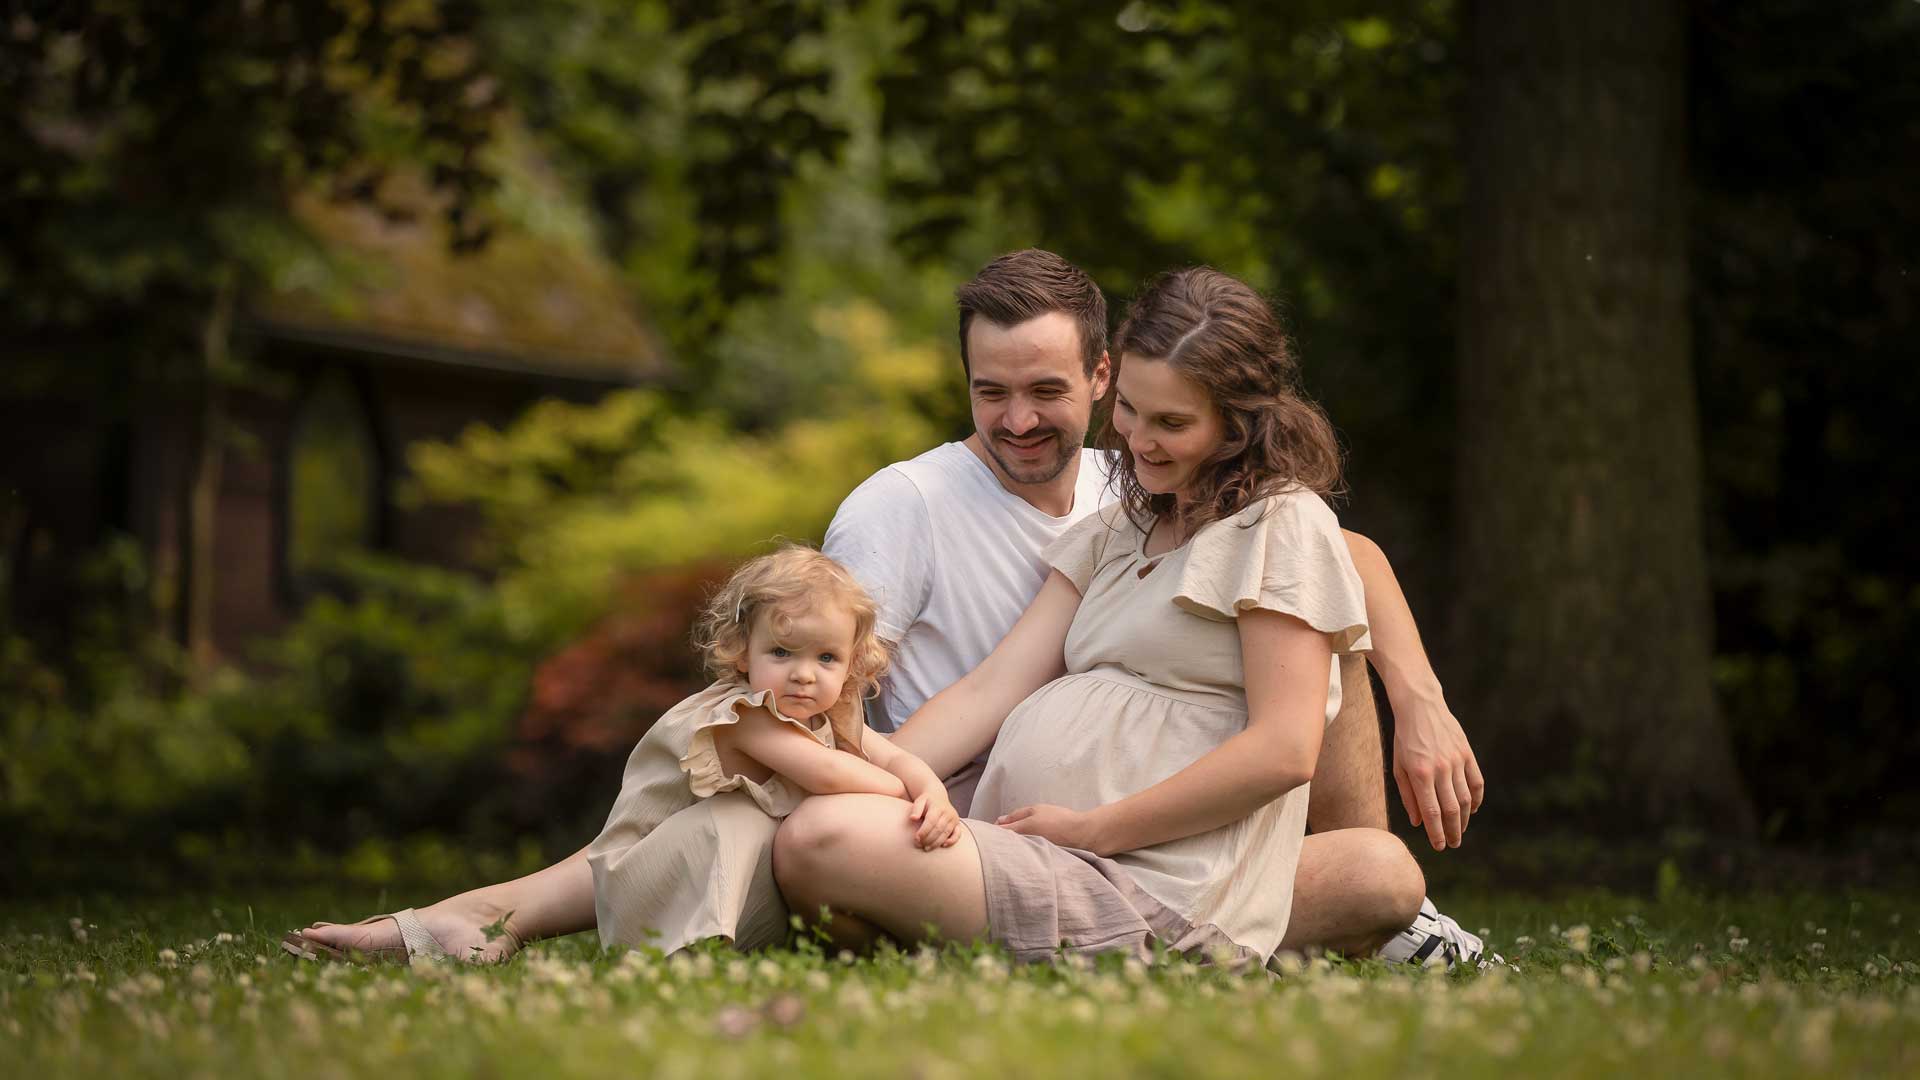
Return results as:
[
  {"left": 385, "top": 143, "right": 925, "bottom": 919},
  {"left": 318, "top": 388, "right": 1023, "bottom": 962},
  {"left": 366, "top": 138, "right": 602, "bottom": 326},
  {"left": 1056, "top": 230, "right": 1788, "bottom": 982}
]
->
[{"left": 249, "top": 138, "right": 663, "bottom": 385}]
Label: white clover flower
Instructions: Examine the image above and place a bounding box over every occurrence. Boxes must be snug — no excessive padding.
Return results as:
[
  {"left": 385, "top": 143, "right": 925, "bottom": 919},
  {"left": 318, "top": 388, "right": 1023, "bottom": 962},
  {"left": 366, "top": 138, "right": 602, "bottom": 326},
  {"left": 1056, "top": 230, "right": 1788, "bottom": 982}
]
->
[
  {"left": 1797, "top": 1008, "right": 1835, "bottom": 1068},
  {"left": 157, "top": 948, "right": 179, "bottom": 967},
  {"left": 1729, "top": 937, "right": 1749, "bottom": 953},
  {"left": 971, "top": 953, "right": 1008, "bottom": 982},
  {"left": 1564, "top": 925, "right": 1591, "bottom": 954},
  {"left": 714, "top": 1003, "right": 757, "bottom": 1039}
]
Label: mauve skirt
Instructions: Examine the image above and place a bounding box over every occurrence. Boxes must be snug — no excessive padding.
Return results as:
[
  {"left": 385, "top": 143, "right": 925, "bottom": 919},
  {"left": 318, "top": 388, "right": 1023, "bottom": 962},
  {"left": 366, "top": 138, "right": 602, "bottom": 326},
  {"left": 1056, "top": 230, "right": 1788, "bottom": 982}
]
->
[{"left": 959, "top": 819, "right": 1262, "bottom": 966}]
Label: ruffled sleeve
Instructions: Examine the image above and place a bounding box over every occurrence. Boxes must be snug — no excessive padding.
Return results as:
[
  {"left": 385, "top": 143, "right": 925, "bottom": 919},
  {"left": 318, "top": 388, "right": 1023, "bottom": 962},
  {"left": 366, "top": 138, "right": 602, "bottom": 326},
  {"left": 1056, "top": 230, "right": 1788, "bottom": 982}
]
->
[
  {"left": 1170, "top": 490, "right": 1371, "bottom": 652},
  {"left": 677, "top": 686, "right": 846, "bottom": 817},
  {"left": 1043, "top": 504, "right": 1129, "bottom": 594}
]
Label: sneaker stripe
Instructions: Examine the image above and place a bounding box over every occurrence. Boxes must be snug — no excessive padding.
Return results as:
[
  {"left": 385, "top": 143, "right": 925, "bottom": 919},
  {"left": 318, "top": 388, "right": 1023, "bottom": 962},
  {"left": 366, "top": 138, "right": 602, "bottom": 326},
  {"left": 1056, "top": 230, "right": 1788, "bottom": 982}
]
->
[{"left": 1410, "top": 934, "right": 1446, "bottom": 965}]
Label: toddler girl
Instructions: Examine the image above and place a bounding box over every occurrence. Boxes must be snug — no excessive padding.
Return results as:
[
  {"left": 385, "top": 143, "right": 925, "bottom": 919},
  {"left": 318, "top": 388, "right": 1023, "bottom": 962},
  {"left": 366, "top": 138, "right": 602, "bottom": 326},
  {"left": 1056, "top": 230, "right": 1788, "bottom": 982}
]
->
[{"left": 584, "top": 544, "right": 960, "bottom": 954}]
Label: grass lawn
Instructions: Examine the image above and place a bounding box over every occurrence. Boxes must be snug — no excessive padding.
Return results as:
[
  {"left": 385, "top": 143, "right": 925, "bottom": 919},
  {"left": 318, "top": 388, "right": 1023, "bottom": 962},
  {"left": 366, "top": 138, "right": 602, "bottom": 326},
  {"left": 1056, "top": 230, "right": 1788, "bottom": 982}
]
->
[{"left": 2, "top": 886, "right": 1915, "bottom": 1078}]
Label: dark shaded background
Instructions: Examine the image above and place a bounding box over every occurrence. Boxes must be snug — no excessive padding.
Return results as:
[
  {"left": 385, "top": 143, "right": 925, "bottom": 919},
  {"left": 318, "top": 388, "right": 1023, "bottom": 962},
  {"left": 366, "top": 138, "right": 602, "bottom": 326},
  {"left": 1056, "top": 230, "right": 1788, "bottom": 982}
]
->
[{"left": 2, "top": 0, "right": 1914, "bottom": 891}]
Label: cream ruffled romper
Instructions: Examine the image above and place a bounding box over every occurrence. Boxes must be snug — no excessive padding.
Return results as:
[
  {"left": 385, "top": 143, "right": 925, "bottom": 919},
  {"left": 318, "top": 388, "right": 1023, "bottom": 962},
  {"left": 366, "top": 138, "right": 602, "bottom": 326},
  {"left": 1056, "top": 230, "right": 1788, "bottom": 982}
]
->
[
  {"left": 961, "top": 490, "right": 1371, "bottom": 966},
  {"left": 586, "top": 681, "right": 871, "bottom": 954}
]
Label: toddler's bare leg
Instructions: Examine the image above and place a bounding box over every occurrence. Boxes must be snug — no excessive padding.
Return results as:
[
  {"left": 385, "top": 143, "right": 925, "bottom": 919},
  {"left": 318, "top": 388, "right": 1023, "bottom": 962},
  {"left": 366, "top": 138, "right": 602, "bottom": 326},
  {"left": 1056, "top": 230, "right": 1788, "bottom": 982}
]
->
[{"left": 297, "top": 844, "right": 598, "bottom": 962}]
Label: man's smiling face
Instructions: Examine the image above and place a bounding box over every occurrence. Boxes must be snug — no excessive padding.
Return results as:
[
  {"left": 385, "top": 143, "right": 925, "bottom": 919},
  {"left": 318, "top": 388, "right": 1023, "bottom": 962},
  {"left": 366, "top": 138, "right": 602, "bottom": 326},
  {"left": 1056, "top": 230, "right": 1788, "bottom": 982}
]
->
[{"left": 965, "top": 311, "right": 1111, "bottom": 487}]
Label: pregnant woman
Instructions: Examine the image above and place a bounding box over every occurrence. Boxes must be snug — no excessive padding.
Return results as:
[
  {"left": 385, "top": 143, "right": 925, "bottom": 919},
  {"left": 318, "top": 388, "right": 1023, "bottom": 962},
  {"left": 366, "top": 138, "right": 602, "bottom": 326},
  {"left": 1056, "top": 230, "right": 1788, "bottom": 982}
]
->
[{"left": 774, "top": 265, "right": 1416, "bottom": 964}]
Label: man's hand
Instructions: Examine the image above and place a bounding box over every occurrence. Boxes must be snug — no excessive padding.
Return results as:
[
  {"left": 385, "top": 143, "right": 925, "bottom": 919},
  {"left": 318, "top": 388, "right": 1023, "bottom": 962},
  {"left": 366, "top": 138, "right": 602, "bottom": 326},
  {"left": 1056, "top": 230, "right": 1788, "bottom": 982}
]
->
[
  {"left": 1391, "top": 692, "right": 1485, "bottom": 851},
  {"left": 996, "top": 804, "right": 1103, "bottom": 854},
  {"left": 908, "top": 791, "right": 963, "bottom": 850}
]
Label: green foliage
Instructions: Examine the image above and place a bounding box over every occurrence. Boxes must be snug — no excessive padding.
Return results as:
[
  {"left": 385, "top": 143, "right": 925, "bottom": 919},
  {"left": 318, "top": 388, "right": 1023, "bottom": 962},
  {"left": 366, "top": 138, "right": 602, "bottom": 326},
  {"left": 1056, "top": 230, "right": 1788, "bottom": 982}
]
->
[
  {"left": 475, "top": 0, "right": 855, "bottom": 344},
  {"left": 1688, "top": 0, "right": 1920, "bottom": 842},
  {"left": 1, "top": 0, "right": 502, "bottom": 388},
  {"left": 0, "top": 541, "right": 251, "bottom": 830},
  {"left": 0, "top": 543, "right": 533, "bottom": 863},
  {"left": 234, "top": 555, "right": 531, "bottom": 835},
  {"left": 407, "top": 300, "right": 959, "bottom": 647}
]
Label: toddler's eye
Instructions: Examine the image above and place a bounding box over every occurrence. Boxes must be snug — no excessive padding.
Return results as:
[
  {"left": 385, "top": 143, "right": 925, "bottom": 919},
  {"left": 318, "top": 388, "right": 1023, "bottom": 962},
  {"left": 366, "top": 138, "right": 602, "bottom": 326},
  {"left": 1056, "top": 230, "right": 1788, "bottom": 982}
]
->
[
  {"left": 771, "top": 647, "right": 791, "bottom": 658},
  {"left": 818, "top": 652, "right": 838, "bottom": 665}
]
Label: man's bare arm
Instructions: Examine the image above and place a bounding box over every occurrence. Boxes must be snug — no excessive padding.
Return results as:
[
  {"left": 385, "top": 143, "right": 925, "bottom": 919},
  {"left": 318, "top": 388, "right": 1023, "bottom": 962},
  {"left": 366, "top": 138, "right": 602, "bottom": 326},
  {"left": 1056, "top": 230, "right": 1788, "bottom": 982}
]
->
[{"left": 1342, "top": 530, "right": 1486, "bottom": 850}]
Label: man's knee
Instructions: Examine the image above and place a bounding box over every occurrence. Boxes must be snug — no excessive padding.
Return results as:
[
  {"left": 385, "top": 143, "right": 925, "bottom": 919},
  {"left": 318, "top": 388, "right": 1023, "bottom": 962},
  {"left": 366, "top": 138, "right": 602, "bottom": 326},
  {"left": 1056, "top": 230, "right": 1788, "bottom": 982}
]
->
[{"left": 1355, "top": 830, "right": 1424, "bottom": 933}]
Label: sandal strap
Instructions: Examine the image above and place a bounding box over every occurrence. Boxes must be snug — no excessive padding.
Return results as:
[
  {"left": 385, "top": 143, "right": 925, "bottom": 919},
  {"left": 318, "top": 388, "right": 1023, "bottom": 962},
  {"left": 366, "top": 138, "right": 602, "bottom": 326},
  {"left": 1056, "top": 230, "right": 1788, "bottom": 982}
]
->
[{"left": 387, "top": 908, "right": 450, "bottom": 962}]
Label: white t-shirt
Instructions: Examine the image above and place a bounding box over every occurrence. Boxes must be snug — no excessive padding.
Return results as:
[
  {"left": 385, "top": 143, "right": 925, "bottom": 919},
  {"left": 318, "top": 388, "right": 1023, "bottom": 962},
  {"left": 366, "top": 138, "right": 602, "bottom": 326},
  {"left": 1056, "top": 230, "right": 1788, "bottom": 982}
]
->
[{"left": 823, "top": 441, "right": 1115, "bottom": 736}]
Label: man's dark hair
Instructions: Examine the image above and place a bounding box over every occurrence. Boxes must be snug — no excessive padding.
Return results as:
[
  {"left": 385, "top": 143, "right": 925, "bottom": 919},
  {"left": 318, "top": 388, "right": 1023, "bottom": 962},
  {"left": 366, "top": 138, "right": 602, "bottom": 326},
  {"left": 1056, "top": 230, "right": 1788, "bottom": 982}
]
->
[{"left": 955, "top": 249, "right": 1108, "bottom": 377}]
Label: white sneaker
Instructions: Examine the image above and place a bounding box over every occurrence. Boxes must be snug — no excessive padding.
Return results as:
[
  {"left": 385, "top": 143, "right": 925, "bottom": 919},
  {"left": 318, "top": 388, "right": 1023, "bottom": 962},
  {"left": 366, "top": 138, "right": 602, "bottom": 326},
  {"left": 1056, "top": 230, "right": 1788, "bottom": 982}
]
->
[{"left": 1378, "top": 897, "right": 1502, "bottom": 969}]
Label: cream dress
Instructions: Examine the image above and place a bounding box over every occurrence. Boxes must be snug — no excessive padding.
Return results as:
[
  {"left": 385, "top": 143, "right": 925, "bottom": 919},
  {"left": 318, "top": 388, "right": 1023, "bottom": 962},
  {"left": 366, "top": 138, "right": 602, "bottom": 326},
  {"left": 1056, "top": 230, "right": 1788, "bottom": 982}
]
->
[
  {"left": 586, "top": 680, "right": 870, "bottom": 954},
  {"left": 963, "top": 490, "right": 1370, "bottom": 965}
]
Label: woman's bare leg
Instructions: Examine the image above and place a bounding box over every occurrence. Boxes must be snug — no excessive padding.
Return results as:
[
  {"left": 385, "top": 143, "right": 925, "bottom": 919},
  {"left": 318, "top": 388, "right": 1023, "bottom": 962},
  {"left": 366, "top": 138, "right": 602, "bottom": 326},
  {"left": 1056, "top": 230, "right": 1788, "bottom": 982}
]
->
[
  {"left": 1279, "top": 828, "right": 1425, "bottom": 956},
  {"left": 776, "top": 797, "right": 1418, "bottom": 961},
  {"left": 297, "top": 844, "right": 598, "bottom": 962},
  {"left": 773, "top": 794, "right": 988, "bottom": 948}
]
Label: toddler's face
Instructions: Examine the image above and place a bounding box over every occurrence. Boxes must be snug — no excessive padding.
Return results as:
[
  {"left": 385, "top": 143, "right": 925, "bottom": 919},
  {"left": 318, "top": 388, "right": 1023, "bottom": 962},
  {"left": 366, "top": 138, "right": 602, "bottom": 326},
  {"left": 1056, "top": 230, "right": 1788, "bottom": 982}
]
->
[{"left": 738, "top": 601, "right": 858, "bottom": 720}]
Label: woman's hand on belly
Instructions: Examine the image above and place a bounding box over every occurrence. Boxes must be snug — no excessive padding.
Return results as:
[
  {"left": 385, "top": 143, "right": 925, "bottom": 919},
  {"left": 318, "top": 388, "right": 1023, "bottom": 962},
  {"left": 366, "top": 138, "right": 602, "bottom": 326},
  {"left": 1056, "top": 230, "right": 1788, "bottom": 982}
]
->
[{"left": 996, "top": 803, "right": 1111, "bottom": 857}]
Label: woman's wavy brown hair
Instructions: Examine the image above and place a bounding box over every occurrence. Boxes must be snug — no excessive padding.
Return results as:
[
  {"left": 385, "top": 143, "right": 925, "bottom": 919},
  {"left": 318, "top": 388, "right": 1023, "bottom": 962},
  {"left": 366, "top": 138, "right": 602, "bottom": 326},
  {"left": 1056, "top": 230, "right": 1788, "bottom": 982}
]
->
[
  {"left": 1101, "top": 267, "right": 1343, "bottom": 536},
  {"left": 693, "top": 545, "right": 891, "bottom": 718}
]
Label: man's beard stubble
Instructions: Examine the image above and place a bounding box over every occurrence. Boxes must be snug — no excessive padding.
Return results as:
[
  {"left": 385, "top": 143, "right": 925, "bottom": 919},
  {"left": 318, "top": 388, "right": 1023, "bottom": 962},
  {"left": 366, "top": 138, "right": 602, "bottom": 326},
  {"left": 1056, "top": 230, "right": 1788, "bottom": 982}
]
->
[{"left": 982, "top": 425, "right": 1082, "bottom": 486}]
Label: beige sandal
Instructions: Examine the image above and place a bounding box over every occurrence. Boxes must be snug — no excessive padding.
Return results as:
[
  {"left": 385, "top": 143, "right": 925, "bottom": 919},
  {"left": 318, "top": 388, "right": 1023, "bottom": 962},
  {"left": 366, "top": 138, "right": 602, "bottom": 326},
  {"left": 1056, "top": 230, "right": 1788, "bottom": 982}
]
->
[{"left": 280, "top": 908, "right": 452, "bottom": 966}]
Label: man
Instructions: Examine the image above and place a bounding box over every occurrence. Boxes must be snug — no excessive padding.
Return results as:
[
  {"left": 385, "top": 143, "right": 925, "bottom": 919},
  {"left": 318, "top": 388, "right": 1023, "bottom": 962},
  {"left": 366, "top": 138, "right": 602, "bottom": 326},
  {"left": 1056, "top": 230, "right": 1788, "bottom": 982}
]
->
[
  {"left": 821, "top": 249, "right": 1487, "bottom": 965},
  {"left": 287, "top": 250, "right": 1486, "bottom": 967}
]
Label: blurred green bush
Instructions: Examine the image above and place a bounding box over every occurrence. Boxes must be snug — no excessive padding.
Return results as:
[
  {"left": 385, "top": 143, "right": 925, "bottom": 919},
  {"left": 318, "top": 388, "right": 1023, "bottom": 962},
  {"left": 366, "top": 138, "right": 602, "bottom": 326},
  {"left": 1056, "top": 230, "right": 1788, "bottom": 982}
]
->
[{"left": 1, "top": 301, "right": 960, "bottom": 886}]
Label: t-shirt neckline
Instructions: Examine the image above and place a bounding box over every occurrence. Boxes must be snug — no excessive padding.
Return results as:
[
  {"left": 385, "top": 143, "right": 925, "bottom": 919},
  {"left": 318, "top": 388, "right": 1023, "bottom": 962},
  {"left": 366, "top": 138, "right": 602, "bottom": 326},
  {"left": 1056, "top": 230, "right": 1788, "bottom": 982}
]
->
[{"left": 955, "top": 440, "right": 1088, "bottom": 523}]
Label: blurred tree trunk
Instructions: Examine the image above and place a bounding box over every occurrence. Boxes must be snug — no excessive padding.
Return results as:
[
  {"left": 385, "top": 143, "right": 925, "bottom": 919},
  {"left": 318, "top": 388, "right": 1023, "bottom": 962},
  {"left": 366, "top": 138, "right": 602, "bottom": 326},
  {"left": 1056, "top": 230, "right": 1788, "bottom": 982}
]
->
[
  {"left": 186, "top": 279, "right": 234, "bottom": 683},
  {"left": 1453, "top": 0, "right": 1754, "bottom": 834}
]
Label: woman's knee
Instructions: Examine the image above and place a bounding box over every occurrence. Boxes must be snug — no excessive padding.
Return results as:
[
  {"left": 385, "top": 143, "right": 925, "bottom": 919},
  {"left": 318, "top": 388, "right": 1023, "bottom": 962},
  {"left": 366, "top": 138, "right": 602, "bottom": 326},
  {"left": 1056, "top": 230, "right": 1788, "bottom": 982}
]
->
[{"left": 772, "top": 796, "right": 870, "bottom": 894}]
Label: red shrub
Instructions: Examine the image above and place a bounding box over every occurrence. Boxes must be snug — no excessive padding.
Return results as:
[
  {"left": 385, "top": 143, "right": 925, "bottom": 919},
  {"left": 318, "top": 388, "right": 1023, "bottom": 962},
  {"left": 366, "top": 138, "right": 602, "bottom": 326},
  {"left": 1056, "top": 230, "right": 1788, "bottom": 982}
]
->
[{"left": 508, "top": 561, "right": 734, "bottom": 789}]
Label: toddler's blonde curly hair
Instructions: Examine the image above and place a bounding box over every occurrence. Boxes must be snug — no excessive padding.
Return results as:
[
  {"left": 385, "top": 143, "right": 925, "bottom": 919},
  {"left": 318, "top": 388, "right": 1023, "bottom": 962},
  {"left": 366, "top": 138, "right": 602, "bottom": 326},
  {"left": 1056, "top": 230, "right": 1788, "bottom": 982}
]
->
[{"left": 694, "top": 545, "right": 891, "bottom": 711}]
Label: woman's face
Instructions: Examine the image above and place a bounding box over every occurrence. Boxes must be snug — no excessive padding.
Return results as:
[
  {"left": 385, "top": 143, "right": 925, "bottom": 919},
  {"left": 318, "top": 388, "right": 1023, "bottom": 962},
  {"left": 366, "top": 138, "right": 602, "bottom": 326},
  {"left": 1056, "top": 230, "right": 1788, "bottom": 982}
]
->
[{"left": 1111, "top": 355, "right": 1226, "bottom": 504}]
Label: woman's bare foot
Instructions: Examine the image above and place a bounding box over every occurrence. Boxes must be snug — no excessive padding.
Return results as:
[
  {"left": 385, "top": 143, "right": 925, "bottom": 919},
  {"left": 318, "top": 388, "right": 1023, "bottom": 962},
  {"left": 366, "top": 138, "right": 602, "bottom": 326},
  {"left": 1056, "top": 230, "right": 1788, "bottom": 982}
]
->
[{"left": 296, "top": 891, "right": 524, "bottom": 964}]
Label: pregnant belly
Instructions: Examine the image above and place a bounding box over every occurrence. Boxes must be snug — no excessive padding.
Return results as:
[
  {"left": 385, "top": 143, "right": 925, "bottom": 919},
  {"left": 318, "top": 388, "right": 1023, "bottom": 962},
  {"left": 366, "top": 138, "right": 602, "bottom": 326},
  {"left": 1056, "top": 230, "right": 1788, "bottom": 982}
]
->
[{"left": 973, "top": 668, "right": 1247, "bottom": 822}]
